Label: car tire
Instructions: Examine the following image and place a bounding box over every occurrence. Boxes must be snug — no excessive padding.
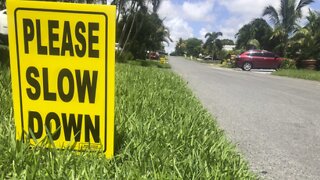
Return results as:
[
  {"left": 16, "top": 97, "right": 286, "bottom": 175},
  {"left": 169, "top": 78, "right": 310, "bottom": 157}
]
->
[{"left": 242, "top": 62, "right": 252, "bottom": 71}]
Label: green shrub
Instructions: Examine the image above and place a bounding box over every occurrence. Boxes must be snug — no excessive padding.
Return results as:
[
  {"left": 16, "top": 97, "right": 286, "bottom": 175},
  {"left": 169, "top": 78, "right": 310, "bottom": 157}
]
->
[
  {"left": 140, "top": 60, "right": 153, "bottom": 67},
  {"left": 273, "top": 69, "right": 320, "bottom": 81},
  {"left": 280, "top": 59, "right": 297, "bottom": 69},
  {"left": 128, "top": 59, "right": 171, "bottom": 69},
  {"left": 0, "top": 48, "right": 9, "bottom": 66},
  {"left": 221, "top": 59, "right": 236, "bottom": 68},
  {"left": 157, "top": 62, "right": 171, "bottom": 69},
  {"left": 115, "top": 51, "right": 134, "bottom": 63}
]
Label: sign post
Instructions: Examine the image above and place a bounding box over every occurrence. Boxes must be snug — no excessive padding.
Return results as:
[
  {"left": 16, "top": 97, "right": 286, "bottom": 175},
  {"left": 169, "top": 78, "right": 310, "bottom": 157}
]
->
[{"left": 8, "top": 1, "right": 115, "bottom": 158}]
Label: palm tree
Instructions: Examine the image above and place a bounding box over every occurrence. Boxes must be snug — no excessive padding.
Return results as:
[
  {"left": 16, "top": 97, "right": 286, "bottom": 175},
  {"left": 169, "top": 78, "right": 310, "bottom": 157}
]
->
[
  {"left": 289, "top": 10, "right": 320, "bottom": 60},
  {"left": 204, "top": 32, "right": 223, "bottom": 60},
  {"left": 175, "top": 38, "right": 186, "bottom": 56},
  {"left": 118, "top": 0, "right": 163, "bottom": 54},
  {"left": 0, "top": 0, "right": 5, "bottom": 9},
  {"left": 263, "top": 0, "right": 314, "bottom": 56},
  {"left": 151, "top": 0, "right": 161, "bottom": 13},
  {"left": 119, "top": 0, "right": 147, "bottom": 54},
  {"left": 235, "top": 18, "right": 273, "bottom": 50},
  {"left": 235, "top": 24, "right": 252, "bottom": 49}
]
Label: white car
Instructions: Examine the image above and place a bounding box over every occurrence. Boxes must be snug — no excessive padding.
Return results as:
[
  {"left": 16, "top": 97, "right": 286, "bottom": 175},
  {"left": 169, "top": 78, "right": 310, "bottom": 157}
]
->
[{"left": 0, "top": 9, "right": 8, "bottom": 44}]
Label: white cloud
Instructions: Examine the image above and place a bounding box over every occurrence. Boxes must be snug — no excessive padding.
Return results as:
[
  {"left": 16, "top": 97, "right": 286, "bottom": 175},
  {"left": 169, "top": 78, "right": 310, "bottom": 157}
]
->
[
  {"left": 219, "top": 0, "right": 279, "bottom": 19},
  {"left": 158, "top": 1, "right": 194, "bottom": 53},
  {"left": 199, "top": 27, "right": 209, "bottom": 41},
  {"left": 216, "top": 0, "right": 280, "bottom": 38},
  {"left": 158, "top": 1, "right": 182, "bottom": 20},
  {"left": 182, "top": 0, "right": 215, "bottom": 22},
  {"left": 217, "top": 17, "right": 247, "bottom": 41},
  {"left": 216, "top": 0, "right": 312, "bottom": 42},
  {"left": 157, "top": 0, "right": 312, "bottom": 53},
  {"left": 163, "top": 17, "right": 194, "bottom": 53},
  {"left": 166, "top": 18, "right": 194, "bottom": 41}
]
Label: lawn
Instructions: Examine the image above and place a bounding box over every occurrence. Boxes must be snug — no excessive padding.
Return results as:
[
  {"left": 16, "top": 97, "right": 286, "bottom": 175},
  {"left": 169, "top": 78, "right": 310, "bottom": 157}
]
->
[
  {"left": 272, "top": 69, "right": 320, "bottom": 82},
  {"left": 0, "top": 61, "right": 256, "bottom": 179}
]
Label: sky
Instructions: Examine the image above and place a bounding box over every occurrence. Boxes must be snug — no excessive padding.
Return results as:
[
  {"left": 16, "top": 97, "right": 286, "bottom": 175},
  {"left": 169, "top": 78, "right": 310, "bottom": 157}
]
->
[{"left": 157, "top": 0, "right": 320, "bottom": 53}]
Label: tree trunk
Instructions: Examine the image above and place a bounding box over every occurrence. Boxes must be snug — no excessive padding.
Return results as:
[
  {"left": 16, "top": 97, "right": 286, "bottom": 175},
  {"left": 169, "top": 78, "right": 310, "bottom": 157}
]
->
[
  {"left": 283, "top": 35, "right": 288, "bottom": 57},
  {"left": 116, "top": 0, "right": 123, "bottom": 25},
  {"left": 121, "top": 11, "right": 137, "bottom": 55},
  {"left": 212, "top": 50, "right": 214, "bottom": 61},
  {"left": 132, "top": 15, "right": 145, "bottom": 41},
  {"left": 86, "top": 0, "right": 94, "bottom": 4},
  {"left": 118, "top": 22, "right": 127, "bottom": 45},
  {"left": 118, "top": 1, "right": 135, "bottom": 46}
]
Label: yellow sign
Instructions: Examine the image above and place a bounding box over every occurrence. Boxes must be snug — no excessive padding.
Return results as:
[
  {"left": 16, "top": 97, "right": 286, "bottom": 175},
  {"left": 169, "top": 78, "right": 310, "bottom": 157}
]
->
[
  {"left": 160, "top": 57, "right": 166, "bottom": 64},
  {"left": 8, "top": 1, "right": 115, "bottom": 158}
]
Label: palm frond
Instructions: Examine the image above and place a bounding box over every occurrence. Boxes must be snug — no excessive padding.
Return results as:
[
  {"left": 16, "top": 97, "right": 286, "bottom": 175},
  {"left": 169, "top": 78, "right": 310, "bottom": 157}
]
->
[
  {"left": 296, "top": 0, "right": 314, "bottom": 18},
  {"left": 280, "top": 0, "right": 288, "bottom": 21},
  {"left": 205, "top": 33, "right": 211, "bottom": 38},
  {"left": 216, "top": 32, "right": 223, "bottom": 37},
  {"left": 296, "top": 0, "right": 314, "bottom": 11},
  {"left": 263, "top": 5, "right": 280, "bottom": 25}
]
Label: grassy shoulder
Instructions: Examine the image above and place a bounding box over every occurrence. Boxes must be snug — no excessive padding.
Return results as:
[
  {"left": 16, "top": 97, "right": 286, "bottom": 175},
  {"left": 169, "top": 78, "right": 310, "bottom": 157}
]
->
[
  {"left": 127, "top": 59, "right": 171, "bottom": 69},
  {"left": 0, "top": 62, "right": 256, "bottom": 179},
  {"left": 272, "top": 69, "right": 320, "bottom": 82}
]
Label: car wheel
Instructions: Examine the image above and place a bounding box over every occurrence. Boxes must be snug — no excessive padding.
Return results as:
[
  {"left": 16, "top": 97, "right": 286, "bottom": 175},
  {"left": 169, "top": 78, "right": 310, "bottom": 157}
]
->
[{"left": 242, "top": 62, "right": 252, "bottom": 71}]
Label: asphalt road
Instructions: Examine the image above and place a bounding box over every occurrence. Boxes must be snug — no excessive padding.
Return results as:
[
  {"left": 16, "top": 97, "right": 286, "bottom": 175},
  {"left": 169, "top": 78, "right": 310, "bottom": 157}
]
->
[{"left": 169, "top": 56, "right": 320, "bottom": 179}]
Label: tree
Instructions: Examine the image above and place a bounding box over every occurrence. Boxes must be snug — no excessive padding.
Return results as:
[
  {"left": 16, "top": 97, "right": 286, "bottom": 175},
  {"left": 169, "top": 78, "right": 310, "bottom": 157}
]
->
[
  {"left": 0, "top": 0, "right": 5, "bottom": 10},
  {"left": 119, "top": 0, "right": 147, "bottom": 54},
  {"left": 174, "top": 38, "right": 187, "bottom": 56},
  {"left": 235, "top": 24, "right": 252, "bottom": 50},
  {"left": 204, "top": 32, "right": 223, "bottom": 60},
  {"left": 122, "top": 12, "right": 171, "bottom": 59},
  {"left": 151, "top": 0, "right": 161, "bottom": 13},
  {"left": 115, "top": 0, "right": 171, "bottom": 58},
  {"left": 235, "top": 18, "right": 273, "bottom": 50},
  {"left": 288, "top": 10, "right": 320, "bottom": 60},
  {"left": 221, "top": 39, "right": 234, "bottom": 45},
  {"left": 185, "top": 38, "right": 203, "bottom": 57},
  {"left": 262, "top": 0, "right": 314, "bottom": 56}
]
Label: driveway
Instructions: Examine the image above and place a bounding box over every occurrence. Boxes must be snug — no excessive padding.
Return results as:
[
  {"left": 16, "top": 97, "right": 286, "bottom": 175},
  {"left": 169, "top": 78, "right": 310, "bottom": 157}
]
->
[{"left": 169, "top": 56, "right": 320, "bottom": 179}]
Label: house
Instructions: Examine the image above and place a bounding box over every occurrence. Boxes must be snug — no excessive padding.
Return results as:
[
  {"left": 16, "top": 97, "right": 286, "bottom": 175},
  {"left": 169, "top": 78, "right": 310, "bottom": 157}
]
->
[{"left": 223, "top": 45, "right": 236, "bottom": 51}]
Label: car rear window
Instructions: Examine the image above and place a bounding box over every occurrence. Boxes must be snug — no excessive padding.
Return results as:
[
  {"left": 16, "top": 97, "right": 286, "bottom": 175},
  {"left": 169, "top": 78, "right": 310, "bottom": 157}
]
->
[
  {"left": 263, "top": 53, "right": 275, "bottom": 57},
  {"left": 249, "top": 52, "right": 263, "bottom": 57}
]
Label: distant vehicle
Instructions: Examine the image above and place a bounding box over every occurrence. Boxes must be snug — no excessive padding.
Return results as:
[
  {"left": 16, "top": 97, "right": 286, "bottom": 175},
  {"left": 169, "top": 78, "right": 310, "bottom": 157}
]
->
[
  {"left": 0, "top": 9, "right": 8, "bottom": 44},
  {"left": 115, "top": 43, "right": 122, "bottom": 51},
  {"left": 236, "top": 50, "right": 285, "bottom": 71},
  {"left": 149, "top": 51, "right": 159, "bottom": 60},
  {"left": 204, "top": 55, "right": 212, "bottom": 60},
  {"left": 159, "top": 51, "right": 168, "bottom": 57}
]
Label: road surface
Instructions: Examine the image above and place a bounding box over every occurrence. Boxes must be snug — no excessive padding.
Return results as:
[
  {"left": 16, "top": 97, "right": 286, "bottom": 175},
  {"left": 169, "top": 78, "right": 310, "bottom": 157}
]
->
[{"left": 169, "top": 56, "right": 320, "bottom": 179}]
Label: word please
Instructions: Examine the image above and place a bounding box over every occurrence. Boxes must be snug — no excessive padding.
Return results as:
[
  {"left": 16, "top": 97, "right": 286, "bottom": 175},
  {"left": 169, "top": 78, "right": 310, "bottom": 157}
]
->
[{"left": 22, "top": 18, "right": 100, "bottom": 58}]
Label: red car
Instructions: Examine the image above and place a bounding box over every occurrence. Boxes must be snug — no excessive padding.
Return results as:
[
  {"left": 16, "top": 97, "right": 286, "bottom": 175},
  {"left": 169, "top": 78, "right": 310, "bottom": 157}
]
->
[
  {"left": 236, "top": 50, "right": 284, "bottom": 71},
  {"left": 149, "top": 52, "right": 159, "bottom": 60}
]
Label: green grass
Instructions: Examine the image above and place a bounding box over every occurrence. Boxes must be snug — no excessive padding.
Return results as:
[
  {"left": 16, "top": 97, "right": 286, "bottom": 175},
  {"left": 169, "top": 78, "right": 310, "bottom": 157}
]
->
[
  {"left": 0, "top": 46, "right": 10, "bottom": 65},
  {"left": 272, "top": 69, "right": 320, "bottom": 81},
  {"left": 0, "top": 62, "right": 256, "bottom": 179},
  {"left": 127, "top": 59, "right": 171, "bottom": 69}
]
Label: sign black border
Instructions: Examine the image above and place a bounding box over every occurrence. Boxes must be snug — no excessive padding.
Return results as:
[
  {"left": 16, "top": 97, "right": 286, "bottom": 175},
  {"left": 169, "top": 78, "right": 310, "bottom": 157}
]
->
[{"left": 14, "top": 8, "right": 108, "bottom": 153}]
